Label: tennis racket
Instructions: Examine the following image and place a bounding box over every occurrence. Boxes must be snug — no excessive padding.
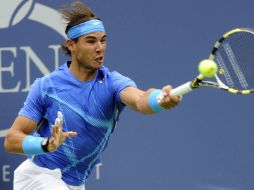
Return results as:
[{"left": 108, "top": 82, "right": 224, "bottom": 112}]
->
[{"left": 159, "top": 28, "right": 254, "bottom": 100}]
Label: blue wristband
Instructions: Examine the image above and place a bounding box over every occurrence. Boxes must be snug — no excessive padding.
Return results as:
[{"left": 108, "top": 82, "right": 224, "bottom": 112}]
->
[
  {"left": 148, "top": 89, "right": 166, "bottom": 112},
  {"left": 22, "top": 135, "right": 45, "bottom": 155}
]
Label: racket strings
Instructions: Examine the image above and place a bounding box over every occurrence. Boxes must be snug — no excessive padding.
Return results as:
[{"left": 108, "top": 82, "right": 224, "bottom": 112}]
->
[
  {"left": 214, "top": 31, "right": 254, "bottom": 91},
  {"left": 223, "top": 43, "right": 248, "bottom": 88}
]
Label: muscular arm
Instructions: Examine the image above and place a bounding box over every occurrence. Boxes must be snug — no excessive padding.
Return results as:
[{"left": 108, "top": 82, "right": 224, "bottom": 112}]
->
[
  {"left": 4, "top": 114, "right": 77, "bottom": 154},
  {"left": 4, "top": 116, "right": 37, "bottom": 154},
  {"left": 120, "top": 86, "right": 180, "bottom": 114}
]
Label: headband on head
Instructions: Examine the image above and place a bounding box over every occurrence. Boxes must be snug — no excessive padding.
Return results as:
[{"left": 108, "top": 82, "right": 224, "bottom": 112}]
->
[{"left": 67, "top": 19, "right": 105, "bottom": 39}]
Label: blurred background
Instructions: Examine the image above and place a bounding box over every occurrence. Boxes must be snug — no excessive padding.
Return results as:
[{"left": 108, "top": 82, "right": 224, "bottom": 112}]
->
[{"left": 1, "top": 0, "right": 254, "bottom": 189}]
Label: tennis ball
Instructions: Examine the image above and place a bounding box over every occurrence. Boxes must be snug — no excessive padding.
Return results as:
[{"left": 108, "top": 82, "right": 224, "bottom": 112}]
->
[{"left": 198, "top": 59, "right": 218, "bottom": 78}]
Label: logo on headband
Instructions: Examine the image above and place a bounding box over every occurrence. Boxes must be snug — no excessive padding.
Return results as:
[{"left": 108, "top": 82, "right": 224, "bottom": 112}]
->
[
  {"left": 92, "top": 20, "right": 101, "bottom": 25},
  {"left": 0, "top": 1, "right": 66, "bottom": 138}
]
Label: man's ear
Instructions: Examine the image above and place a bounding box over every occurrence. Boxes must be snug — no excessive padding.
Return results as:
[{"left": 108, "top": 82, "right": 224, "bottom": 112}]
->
[{"left": 66, "top": 39, "right": 75, "bottom": 51}]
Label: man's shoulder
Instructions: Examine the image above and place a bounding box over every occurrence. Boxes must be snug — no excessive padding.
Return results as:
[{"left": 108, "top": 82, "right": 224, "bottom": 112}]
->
[
  {"left": 34, "top": 63, "right": 66, "bottom": 90},
  {"left": 101, "top": 66, "right": 126, "bottom": 79}
]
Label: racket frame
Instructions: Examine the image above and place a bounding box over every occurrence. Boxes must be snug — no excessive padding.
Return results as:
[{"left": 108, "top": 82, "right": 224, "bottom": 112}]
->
[{"left": 169, "top": 28, "right": 254, "bottom": 96}]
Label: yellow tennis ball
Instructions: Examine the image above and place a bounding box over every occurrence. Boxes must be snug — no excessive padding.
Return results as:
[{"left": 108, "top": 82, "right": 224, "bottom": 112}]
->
[{"left": 198, "top": 59, "right": 218, "bottom": 78}]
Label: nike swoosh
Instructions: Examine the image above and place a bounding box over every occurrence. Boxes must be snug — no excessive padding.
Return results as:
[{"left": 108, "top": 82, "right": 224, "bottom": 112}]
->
[{"left": 92, "top": 22, "right": 100, "bottom": 25}]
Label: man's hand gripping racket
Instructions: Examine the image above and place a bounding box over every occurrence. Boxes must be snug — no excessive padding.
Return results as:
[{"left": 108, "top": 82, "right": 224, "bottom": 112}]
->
[{"left": 159, "top": 28, "right": 254, "bottom": 101}]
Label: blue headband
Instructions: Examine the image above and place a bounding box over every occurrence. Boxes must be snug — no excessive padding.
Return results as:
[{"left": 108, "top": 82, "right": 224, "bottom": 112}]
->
[{"left": 67, "top": 19, "right": 105, "bottom": 39}]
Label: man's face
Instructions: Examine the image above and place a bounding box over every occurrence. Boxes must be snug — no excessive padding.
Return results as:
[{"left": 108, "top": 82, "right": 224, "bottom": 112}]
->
[{"left": 69, "top": 32, "right": 106, "bottom": 72}]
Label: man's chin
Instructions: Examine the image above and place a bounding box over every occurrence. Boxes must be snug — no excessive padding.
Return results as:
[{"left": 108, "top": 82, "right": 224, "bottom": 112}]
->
[
  {"left": 94, "top": 62, "right": 104, "bottom": 69},
  {"left": 87, "top": 64, "right": 103, "bottom": 73}
]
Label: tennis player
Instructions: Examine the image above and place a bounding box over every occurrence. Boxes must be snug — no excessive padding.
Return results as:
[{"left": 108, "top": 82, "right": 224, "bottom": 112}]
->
[{"left": 4, "top": 1, "right": 180, "bottom": 190}]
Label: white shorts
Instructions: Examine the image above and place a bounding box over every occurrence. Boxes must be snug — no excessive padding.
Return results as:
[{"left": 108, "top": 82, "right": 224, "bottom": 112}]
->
[{"left": 14, "top": 159, "right": 85, "bottom": 190}]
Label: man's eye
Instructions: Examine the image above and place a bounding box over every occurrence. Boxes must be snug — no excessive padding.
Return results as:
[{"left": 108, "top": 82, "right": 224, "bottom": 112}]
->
[{"left": 87, "top": 40, "right": 95, "bottom": 43}]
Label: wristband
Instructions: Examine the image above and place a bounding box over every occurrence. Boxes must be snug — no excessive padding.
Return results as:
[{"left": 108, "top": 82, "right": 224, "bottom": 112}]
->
[
  {"left": 22, "top": 135, "right": 46, "bottom": 155},
  {"left": 148, "top": 89, "right": 166, "bottom": 112}
]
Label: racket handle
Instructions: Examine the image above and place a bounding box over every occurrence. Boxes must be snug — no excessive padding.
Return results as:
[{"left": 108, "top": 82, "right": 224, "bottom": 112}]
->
[
  {"left": 170, "top": 82, "right": 193, "bottom": 96},
  {"left": 157, "top": 82, "right": 193, "bottom": 102}
]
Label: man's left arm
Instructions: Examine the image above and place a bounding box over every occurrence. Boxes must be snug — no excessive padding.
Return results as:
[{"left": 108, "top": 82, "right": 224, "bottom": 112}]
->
[{"left": 120, "top": 85, "right": 180, "bottom": 114}]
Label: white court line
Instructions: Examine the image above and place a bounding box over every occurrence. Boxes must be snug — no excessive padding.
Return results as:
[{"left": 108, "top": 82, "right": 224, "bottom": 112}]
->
[{"left": 199, "top": 184, "right": 237, "bottom": 190}]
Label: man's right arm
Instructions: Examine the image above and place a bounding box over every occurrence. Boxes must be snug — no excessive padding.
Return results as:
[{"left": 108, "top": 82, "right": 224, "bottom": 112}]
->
[
  {"left": 4, "top": 115, "right": 37, "bottom": 154},
  {"left": 4, "top": 114, "right": 78, "bottom": 155}
]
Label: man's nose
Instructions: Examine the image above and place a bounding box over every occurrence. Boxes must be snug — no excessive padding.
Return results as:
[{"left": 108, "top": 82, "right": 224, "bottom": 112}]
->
[{"left": 95, "top": 42, "right": 103, "bottom": 52}]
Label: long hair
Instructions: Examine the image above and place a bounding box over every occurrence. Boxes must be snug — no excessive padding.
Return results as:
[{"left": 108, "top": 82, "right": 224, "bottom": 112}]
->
[{"left": 59, "top": 1, "right": 98, "bottom": 56}]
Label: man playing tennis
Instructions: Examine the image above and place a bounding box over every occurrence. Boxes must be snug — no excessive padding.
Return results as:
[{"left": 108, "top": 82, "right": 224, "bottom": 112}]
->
[{"left": 4, "top": 1, "right": 180, "bottom": 190}]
